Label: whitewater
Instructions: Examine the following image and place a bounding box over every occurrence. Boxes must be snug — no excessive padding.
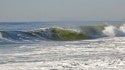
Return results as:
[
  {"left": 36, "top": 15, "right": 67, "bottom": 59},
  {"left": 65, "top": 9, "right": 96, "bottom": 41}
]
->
[{"left": 0, "top": 21, "right": 125, "bottom": 70}]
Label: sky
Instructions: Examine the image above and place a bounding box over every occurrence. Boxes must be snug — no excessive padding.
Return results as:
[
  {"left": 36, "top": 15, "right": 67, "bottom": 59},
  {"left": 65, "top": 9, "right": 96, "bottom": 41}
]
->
[{"left": 0, "top": 0, "right": 125, "bottom": 22}]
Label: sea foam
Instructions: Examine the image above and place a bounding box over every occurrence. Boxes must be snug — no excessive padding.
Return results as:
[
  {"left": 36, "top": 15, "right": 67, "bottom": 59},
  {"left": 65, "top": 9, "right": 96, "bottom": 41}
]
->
[{"left": 103, "top": 24, "right": 125, "bottom": 37}]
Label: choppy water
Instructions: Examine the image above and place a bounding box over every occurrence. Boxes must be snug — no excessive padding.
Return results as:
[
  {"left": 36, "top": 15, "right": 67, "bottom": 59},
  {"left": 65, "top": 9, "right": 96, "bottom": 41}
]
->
[{"left": 0, "top": 21, "right": 125, "bottom": 70}]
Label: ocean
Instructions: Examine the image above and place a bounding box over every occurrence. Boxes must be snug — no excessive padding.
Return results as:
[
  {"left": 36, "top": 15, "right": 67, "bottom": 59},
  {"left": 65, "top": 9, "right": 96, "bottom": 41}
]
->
[{"left": 0, "top": 21, "right": 125, "bottom": 70}]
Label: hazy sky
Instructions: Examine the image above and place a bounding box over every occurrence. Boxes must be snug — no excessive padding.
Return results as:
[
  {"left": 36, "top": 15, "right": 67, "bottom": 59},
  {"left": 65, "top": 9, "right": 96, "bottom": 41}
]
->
[{"left": 0, "top": 0, "right": 125, "bottom": 22}]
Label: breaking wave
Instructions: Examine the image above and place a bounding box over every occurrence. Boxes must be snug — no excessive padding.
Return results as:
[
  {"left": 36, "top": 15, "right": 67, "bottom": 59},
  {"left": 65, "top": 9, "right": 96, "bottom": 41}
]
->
[
  {"left": 103, "top": 24, "right": 125, "bottom": 37},
  {"left": 0, "top": 24, "right": 125, "bottom": 42}
]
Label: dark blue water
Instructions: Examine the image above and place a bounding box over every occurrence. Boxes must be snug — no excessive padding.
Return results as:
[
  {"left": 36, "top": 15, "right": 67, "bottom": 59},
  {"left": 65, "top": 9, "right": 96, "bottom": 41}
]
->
[{"left": 0, "top": 21, "right": 123, "bottom": 31}]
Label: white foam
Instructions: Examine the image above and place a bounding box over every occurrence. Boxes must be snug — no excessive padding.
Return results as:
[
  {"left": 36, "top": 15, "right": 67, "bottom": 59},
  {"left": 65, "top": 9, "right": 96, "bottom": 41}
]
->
[
  {"left": 0, "top": 32, "right": 3, "bottom": 40},
  {"left": 0, "top": 37, "right": 125, "bottom": 70},
  {"left": 103, "top": 24, "right": 125, "bottom": 37},
  {"left": 103, "top": 25, "right": 118, "bottom": 37}
]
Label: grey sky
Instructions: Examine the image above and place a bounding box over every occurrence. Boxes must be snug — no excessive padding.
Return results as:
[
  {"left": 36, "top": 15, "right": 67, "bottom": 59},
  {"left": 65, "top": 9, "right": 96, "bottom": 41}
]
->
[{"left": 0, "top": 0, "right": 125, "bottom": 21}]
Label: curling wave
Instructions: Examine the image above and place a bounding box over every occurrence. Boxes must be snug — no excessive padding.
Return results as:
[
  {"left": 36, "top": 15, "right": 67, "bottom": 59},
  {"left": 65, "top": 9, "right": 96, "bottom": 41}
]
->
[
  {"left": 0, "top": 24, "right": 125, "bottom": 42},
  {"left": 0, "top": 28, "right": 90, "bottom": 41}
]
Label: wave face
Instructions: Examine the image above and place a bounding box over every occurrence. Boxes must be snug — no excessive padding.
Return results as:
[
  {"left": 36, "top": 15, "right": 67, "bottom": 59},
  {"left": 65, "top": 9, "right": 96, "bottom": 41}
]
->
[
  {"left": 0, "top": 28, "right": 89, "bottom": 41},
  {"left": 79, "top": 25, "right": 106, "bottom": 38},
  {"left": 1, "top": 24, "right": 125, "bottom": 42}
]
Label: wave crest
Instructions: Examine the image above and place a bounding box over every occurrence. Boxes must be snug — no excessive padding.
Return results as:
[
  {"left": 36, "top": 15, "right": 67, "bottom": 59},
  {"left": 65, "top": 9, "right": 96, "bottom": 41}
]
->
[{"left": 103, "top": 24, "right": 125, "bottom": 37}]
